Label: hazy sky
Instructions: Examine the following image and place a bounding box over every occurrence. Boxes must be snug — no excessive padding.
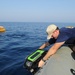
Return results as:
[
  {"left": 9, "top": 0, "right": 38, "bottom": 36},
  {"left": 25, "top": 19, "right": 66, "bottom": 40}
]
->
[{"left": 0, "top": 0, "right": 75, "bottom": 22}]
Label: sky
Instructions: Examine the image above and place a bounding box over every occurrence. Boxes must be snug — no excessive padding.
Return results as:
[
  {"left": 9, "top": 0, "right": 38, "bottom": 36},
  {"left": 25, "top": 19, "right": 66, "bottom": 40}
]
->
[{"left": 0, "top": 0, "right": 75, "bottom": 22}]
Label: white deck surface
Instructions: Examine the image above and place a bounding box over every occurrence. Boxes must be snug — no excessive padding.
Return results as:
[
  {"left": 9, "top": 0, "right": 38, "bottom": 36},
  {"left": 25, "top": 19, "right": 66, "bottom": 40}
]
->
[{"left": 35, "top": 46, "right": 75, "bottom": 75}]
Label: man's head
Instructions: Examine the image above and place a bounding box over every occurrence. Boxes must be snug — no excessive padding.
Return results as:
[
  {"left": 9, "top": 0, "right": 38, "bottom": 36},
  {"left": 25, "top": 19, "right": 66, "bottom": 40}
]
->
[{"left": 46, "top": 24, "right": 59, "bottom": 40}]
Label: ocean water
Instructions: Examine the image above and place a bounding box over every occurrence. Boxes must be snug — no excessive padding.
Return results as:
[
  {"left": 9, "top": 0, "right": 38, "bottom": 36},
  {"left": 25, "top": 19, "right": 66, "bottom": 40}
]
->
[{"left": 0, "top": 22, "right": 75, "bottom": 75}]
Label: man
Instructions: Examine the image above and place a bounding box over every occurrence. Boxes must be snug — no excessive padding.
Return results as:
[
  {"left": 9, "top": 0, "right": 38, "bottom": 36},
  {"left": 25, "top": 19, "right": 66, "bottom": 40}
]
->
[{"left": 38, "top": 24, "right": 75, "bottom": 67}]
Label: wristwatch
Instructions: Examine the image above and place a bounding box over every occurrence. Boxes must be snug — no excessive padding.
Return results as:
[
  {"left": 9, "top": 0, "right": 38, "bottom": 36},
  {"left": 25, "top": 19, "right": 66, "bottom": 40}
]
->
[{"left": 42, "top": 58, "right": 46, "bottom": 62}]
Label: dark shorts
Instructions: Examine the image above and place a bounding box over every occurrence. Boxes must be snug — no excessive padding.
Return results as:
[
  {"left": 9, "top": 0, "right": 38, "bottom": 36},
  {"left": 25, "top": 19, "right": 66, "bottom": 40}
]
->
[
  {"left": 65, "top": 37, "right": 75, "bottom": 45},
  {"left": 65, "top": 37, "right": 75, "bottom": 52},
  {"left": 68, "top": 45, "right": 75, "bottom": 52}
]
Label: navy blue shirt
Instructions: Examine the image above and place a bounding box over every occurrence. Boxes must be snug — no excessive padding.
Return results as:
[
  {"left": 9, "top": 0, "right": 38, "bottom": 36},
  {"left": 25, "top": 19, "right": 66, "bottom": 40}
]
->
[{"left": 48, "top": 27, "right": 75, "bottom": 45}]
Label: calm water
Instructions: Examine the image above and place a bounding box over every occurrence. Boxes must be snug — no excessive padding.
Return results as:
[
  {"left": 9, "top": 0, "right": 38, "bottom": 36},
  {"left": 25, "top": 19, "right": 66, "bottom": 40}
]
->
[{"left": 0, "top": 22, "right": 75, "bottom": 75}]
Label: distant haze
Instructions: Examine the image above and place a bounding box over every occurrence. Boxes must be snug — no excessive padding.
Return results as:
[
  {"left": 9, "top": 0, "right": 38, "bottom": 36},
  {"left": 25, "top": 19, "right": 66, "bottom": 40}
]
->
[{"left": 0, "top": 0, "right": 75, "bottom": 22}]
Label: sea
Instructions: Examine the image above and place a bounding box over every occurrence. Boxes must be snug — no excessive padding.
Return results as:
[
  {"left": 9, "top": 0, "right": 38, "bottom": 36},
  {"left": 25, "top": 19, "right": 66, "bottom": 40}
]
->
[{"left": 0, "top": 22, "right": 75, "bottom": 75}]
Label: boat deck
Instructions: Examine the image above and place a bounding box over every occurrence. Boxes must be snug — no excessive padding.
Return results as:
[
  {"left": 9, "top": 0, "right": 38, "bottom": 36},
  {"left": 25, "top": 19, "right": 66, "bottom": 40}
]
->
[{"left": 35, "top": 46, "right": 75, "bottom": 75}]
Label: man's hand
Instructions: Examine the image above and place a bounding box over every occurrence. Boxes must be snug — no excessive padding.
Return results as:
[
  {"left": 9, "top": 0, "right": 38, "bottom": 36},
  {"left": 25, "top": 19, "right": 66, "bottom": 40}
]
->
[{"left": 38, "top": 59, "right": 45, "bottom": 68}]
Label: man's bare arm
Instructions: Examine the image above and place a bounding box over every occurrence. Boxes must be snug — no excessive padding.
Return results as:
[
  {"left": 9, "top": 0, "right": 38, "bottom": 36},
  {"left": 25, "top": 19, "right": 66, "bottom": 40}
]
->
[
  {"left": 43, "top": 41, "right": 65, "bottom": 60},
  {"left": 39, "top": 42, "right": 50, "bottom": 49}
]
